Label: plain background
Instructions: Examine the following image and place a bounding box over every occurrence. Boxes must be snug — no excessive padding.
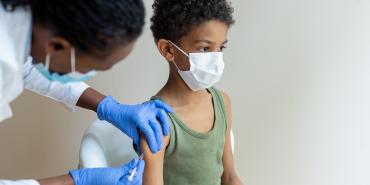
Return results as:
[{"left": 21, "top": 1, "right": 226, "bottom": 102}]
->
[{"left": 1, "top": 0, "right": 370, "bottom": 185}]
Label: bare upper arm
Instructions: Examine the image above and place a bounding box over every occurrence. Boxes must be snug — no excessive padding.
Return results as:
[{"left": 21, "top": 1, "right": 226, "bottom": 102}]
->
[
  {"left": 141, "top": 133, "right": 170, "bottom": 185},
  {"left": 221, "top": 92, "right": 243, "bottom": 185}
]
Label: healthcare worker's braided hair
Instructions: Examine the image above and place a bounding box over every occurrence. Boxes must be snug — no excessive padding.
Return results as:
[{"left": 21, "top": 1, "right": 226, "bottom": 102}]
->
[
  {"left": 1, "top": 0, "right": 145, "bottom": 56},
  {"left": 150, "top": 0, "right": 235, "bottom": 43}
]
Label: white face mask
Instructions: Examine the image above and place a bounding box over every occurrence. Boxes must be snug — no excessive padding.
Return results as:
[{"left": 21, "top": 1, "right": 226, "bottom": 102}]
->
[{"left": 169, "top": 40, "right": 225, "bottom": 91}]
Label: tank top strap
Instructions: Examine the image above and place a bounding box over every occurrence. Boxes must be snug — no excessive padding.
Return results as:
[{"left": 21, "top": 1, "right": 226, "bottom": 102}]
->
[{"left": 207, "top": 87, "right": 228, "bottom": 133}]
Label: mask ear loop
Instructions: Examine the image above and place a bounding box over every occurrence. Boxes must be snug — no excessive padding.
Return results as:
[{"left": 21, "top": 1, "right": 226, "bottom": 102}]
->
[
  {"left": 168, "top": 40, "right": 189, "bottom": 72},
  {"left": 70, "top": 47, "right": 76, "bottom": 73},
  {"left": 168, "top": 40, "right": 189, "bottom": 57},
  {"left": 45, "top": 53, "right": 51, "bottom": 70},
  {"left": 172, "top": 59, "right": 182, "bottom": 71}
]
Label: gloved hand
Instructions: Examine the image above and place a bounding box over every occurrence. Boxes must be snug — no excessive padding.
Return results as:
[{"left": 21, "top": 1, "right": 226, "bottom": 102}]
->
[
  {"left": 70, "top": 158, "right": 145, "bottom": 185},
  {"left": 97, "top": 96, "right": 173, "bottom": 153}
]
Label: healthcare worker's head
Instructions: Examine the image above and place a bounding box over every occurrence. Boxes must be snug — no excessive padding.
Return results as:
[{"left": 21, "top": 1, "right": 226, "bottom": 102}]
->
[
  {"left": 2, "top": 0, "right": 145, "bottom": 79},
  {"left": 151, "top": 0, "right": 235, "bottom": 91}
]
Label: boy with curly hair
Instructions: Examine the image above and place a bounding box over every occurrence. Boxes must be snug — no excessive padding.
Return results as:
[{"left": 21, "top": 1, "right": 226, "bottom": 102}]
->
[{"left": 140, "top": 0, "right": 243, "bottom": 184}]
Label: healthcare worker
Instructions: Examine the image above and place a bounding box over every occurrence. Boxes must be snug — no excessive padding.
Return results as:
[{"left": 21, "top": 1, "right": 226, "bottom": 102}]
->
[{"left": 0, "top": 0, "right": 172, "bottom": 185}]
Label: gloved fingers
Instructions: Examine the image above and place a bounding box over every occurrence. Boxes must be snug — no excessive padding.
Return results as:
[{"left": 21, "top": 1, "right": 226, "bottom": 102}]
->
[
  {"left": 153, "top": 100, "right": 174, "bottom": 113},
  {"left": 156, "top": 109, "right": 170, "bottom": 136},
  {"left": 119, "top": 160, "right": 145, "bottom": 184},
  {"left": 137, "top": 120, "right": 158, "bottom": 153},
  {"left": 121, "top": 158, "right": 140, "bottom": 173},
  {"left": 136, "top": 159, "right": 145, "bottom": 174},
  {"left": 149, "top": 119, "right": 163, "bottom": 151},
  {"left": 127, "top": 159, "right": 145, "bottom": 184},
  {"left": 118, "top": 159, "right": 143, "bottom": 185}
]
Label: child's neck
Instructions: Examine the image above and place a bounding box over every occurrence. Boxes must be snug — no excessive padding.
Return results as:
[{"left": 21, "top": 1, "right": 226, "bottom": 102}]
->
[{"left": 156, "top": 72, "right": 211, "bottom": 107}]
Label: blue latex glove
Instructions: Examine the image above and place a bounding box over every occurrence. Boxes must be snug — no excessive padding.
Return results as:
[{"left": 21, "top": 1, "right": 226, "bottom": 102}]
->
[
  {"left": 97, "top": 96, "right": 173, "bottom": 153},
  {"left": 70, "top": 158, "right": 145, "bottom": 185}
]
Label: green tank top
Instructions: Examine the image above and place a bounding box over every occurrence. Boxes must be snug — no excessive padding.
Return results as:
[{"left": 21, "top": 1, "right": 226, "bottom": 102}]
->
[{"left": 152, "top": 87, "right": 228, "bottom": 185}]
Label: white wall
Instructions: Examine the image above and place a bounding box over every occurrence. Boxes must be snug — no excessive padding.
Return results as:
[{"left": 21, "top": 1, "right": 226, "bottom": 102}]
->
[
  {"left": 1, "top": 0, "right": 370, "bottom": 185},
  {"left": 227, "top": 0, "right": 370, "bottom": 184}
]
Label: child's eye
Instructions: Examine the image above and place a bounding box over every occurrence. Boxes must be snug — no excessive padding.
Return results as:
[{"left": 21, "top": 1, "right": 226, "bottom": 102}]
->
[
  {"left": 198, "top": 47, "right": 210, "bottom": 52},
  {"left": 220, "top": 46, "right": 227, "bottom": 51}
]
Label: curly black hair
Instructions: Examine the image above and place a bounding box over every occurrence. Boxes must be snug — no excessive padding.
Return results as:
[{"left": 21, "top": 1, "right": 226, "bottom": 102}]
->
[
  {"left": 1, "top": 0, "right": 145, "bottom": 55},
  {"left": 150, "top": 0, "right": 235, "bottom": 43}
]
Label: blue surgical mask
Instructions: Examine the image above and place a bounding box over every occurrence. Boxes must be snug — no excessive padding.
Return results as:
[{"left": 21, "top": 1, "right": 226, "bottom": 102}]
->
[{"left": 34, "top": 48, "right": 97, "bottom": 83}]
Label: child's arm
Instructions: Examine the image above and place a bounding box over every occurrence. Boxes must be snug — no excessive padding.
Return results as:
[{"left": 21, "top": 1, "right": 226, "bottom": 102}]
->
[
  {"left": 221, "top": 92, "right": 244, "bottom": 185},
  {"left": 141, "top": 133, "right": 169, "bottom": 185}
]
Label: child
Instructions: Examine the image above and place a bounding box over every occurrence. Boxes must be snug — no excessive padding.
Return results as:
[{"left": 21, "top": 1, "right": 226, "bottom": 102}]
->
[{"left": 140, "top": 0, "right": 243, "bottom": 184}]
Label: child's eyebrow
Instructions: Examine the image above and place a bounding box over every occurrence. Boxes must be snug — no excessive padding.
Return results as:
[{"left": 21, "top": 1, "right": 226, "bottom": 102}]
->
[{"left": 193, "top": 39, "right": 229, "bottom": 45}]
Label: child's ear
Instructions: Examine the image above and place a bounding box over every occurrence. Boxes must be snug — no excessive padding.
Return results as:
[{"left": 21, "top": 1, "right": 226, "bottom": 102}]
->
[{"left": 157, "top": 39, "right": 175, "bottom": 62}]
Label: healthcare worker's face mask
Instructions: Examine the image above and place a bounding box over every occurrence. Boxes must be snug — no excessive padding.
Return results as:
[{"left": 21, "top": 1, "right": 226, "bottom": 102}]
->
[
  {"left": 169, "top": 40, "right": 225, "bottom": 91},
  {"left": 34, "top": 48, "right": 97, "bottom": 83}
]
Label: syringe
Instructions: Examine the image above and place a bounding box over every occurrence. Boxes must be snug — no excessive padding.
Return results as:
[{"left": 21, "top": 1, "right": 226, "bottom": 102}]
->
[{"left": 128, "top": 154, "right": 144, "bottom": 181}]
